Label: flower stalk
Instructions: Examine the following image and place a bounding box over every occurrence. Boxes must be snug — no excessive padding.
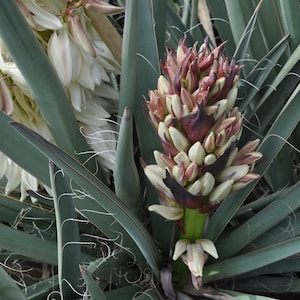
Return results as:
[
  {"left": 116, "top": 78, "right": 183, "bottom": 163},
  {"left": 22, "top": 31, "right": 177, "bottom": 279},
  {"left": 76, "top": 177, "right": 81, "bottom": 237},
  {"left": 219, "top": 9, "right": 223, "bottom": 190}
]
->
[{"left": 143, "top": 36, "right": 262, "bottom": 290}]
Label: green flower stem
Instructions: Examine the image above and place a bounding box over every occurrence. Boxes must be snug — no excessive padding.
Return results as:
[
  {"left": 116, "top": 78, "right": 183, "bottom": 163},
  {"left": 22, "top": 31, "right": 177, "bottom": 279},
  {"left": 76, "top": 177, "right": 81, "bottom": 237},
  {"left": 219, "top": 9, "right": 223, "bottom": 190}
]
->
[
  {"left": 181, "top": 208, "right": 208, "bottom": 242},
  {"left": 173, "top": 209, "right": 208, "bottom": 285}
]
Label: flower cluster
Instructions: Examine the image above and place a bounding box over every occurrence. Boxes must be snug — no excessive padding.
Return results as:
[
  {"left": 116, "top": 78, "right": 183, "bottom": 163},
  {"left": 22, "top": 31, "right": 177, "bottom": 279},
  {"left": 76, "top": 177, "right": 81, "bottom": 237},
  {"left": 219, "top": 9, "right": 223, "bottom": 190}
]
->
[
  {"left": 144, "top": 37, "right": 262, "bottom": 289},
  {"left": 0, "top": 0, "right": 122, "bottom": 199},
  {"left": 144, "top": 37, "right": 262, "bottom": 218}
]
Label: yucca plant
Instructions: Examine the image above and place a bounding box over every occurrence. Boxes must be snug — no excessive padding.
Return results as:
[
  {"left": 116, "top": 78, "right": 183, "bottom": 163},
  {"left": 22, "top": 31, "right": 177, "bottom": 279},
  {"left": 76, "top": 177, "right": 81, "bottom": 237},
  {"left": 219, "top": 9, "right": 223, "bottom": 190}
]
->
[{"left": 0, "top": 0, "right": 300, "bottom": 299}]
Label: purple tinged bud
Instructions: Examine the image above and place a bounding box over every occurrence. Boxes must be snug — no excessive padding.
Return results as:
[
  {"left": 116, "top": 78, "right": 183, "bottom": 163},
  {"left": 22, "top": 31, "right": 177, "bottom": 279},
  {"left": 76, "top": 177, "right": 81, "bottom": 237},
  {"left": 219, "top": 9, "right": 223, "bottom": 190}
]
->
[
  {"left": 218, "top": 165, "right": 250, "bottom": 182},
  {"left": 233, "top": 151, "right": 263, "bottom": 165},
  {"left": 163, "top": 171, "right": 205, "bottom": 209},
  {"left": 203, "top": 131, "right": 215, "bottom": 153},
  {"left": 180, "top": 103, "right": 214, "bottom": 143},
  {"left": 174, "top": 151, "right": 191, "bottom": 169}
]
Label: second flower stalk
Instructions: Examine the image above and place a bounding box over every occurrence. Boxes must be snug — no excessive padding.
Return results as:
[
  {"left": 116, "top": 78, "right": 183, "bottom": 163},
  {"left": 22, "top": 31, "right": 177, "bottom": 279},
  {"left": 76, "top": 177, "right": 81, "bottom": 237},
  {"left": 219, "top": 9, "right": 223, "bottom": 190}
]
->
[{"left": 143, "top": 37, "right": 262, "bottom": 289}]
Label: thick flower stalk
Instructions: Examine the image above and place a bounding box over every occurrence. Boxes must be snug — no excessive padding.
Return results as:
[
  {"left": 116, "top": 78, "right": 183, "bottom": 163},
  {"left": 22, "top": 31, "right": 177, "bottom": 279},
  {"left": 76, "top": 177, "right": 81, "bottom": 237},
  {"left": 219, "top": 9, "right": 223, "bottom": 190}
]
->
[
  {"left": 0, "top": 0, "right": 122, "bottom": 199},
  {"left": 144, "top": 37, "right": 262, "bottom": 289}
]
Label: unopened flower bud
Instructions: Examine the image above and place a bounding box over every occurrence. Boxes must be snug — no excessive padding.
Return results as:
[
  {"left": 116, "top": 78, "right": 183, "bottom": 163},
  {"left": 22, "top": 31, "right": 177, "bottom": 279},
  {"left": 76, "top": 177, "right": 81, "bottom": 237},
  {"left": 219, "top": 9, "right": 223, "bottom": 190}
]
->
[
  {"left": 187, "top": 179, "right": 202, "bottom": 196},
  {"left": 188, "top": 141, "right": 206, "bottom": 165},
  {"left": 199, "top": 172, "right": 215, "bottom": 196},
  {"left": 158, "top": 122, "right": 171, "bottom": 142},
  {"left": 154, "top": 150, "right": 175, "bottom": 170},
  {"left": 203, "top": 131, "right": 215, "bottom": 153},
  {"left": 218, "top": 165, "right": 250, "bottom": 182},
  {"left": 238, "top": 139, "right": 261, "bottom": 156},
  {"left": 148, "top": 204, "right": 184, "bottom": 221},
  {"left": 209, "top": 179, "right": 234, "bottom": 203},
  {"left": 172, "top": 165, "right": 184, "bottom": 184},
  {"left": 233, "top": 151, "right": 263, "bottom": 165},
  {"left": 169, "top": 126, "right": 189, "bottom": 152},
  {"left": 166, "top": 94, "right": 183, "bottom": 118},
  {"left": 174, "top": 151, "right": 190, "bottom": 169},
  {"left": 204, "top": 153, "right": 217, "bottom": 165},
  {"left": 157, "top": 75, "right": 169, "bottom": 95},
  {"left": 208, "top": 77, "right": 225, "bottom": 100},
  {"left": 185, "top": 162, "right": 198, "bottom": 182}
]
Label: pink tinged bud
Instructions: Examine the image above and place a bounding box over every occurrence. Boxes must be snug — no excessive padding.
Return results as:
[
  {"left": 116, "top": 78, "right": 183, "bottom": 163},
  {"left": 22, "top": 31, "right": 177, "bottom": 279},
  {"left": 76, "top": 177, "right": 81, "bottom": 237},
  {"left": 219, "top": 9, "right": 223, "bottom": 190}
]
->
[
  {"left": 157, "top": 75, "right": 169, "bottom": 95},
  {"left": 239, "top": 172, "right": 260, "bottom": 183},
  {"left": 203, "top": 131, "right": 215, "bottom": 153},
  {"left": 148, "top": 111, "right": 159, "bottom": 128},
  {"left": 166, "top": 94, "right": 183, "bottom": 118},
  {"left": 153, "top": 151, "right": 175, "bottom": 170},
  {"left": 0, "top": 80, "right": 13, "bottom": 116},
  {"left": 211, "top": 99, "right": 228, "bottom": 120},
  {"left": 173, "top": 52, "right": 192, "bottom": 94},
  {"left": 163, "top": 171, "right": 205, "bottom": 209},
  {"left": 180, "top": 103, "right": 214, "bottom": 143},
  {"left": 68, "top": 14, "right": 96, "bottom": 58},
  {"left": 169, "top": 127, "right": 190, "bottom": 152},
  {"left": 185, "top": 162, "right": 198, "bottom": 182},
  {"left": 148, "top": 204, "right": 184, "bottom": 221},
  {"left": 85, "top": 0, "right": 124, "bottom": 15},
  {"left": 218, "top": 165, "right": 250, "bottom": 182},
  {"left": 173, "top": 239, "right": 189, "bottom": 261},
  {"left": 211, "top": 58, "right": 239, "bottom": 103},
  {"left": 188, "top": 141, "right": 206, "bottom": 165},
  {"left": 183, "top": 70, "right": 194, "bottom": 92},
  {"left": 231, "top": 116, "right": 243, "bottom": 137},
  {"left": 233, "top": 151, "right": 263, "bottom": 166},
  {"left": 209, "top": 179, "right": 234, "bottom": 203},
  {"left": 148, "top": 90, "right": 168, "bottom": 118},
  {"left": 180, "top": 88, "right": 194, "bottom": 111},
  {"left": 172, "top": 165, "right": 184, "bottom": 184},
  {"left": 231, "top": 173, "right": 260, "bottom": 192},
  {"left": 215, "top": 130, "right": 226, "bottom": 147},
  {"left": 215, "top": 117, "right": 237, "bottom": 135},
  {"left": 158, "top": 122, "right": 171, "bottom": 142},
  {"left": 200, "top": 172, "right": 215, "bottom": 196},
  {"left": 238, "top": 139, "right": 261, "bottom": 156},
  {"left": 208, "top": 77, "right": 225, "bottom": 101},
  {"left": 203, "top": 70, "right": 217, "bottom": 90},
  {"left": 198, "top": 52, "right": 214, "bottom": 70}
]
